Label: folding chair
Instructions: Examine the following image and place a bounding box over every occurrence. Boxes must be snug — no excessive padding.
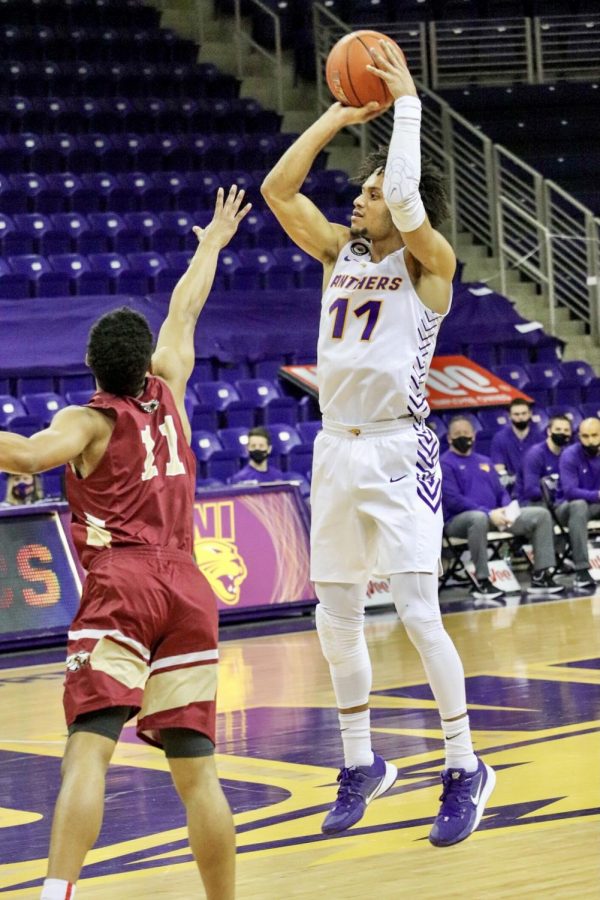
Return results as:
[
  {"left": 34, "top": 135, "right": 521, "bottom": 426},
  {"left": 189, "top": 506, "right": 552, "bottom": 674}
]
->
[
  {"left": 540, "top": 475, "right": 600, "bottom": 572},
  {"left": 439, "top": 528, "right": 516, "bottom": 590}
]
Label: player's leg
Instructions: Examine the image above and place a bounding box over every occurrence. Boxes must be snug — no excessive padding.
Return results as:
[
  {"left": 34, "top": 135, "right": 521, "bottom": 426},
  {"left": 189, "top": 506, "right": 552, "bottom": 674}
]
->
[
  {"left": 163, "top": 729, "right": 235, "bottom": 900},
  {"left": 510, "top": 506, "right": 564, "bottom": 592},
  {"left": 41, "top": 707, "right": 131, "bottom": 899},
  {"left": 315, "top": 581, "right": 398, "bottom": 834},
  {"left": 390, "top": 572, "right": 495, "bottom": 846}
]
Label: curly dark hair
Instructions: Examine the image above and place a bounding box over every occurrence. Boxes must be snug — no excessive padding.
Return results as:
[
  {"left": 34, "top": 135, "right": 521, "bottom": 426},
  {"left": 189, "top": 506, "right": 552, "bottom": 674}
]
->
[
  {"left": 350, "top": 149, "right": 450, "bottom": 229},
  {"left": 87, "top": 307, "right": 154, "bottom": 396}
]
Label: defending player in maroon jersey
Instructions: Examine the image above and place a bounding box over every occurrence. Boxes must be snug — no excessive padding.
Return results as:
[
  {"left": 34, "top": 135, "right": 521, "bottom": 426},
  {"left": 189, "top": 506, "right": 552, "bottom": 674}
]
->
[{"left": 0, "top": 185, "right": 250, "bottom": 900}]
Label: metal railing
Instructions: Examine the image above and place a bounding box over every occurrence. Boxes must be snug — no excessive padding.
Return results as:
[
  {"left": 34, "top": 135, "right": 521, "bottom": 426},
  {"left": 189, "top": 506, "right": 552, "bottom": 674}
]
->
[
  {"left": 535, "top": 13, "right": 600, "bottom": 83},
  {"left": 312, "top": 4, "right": 600, "bottom": 343},
  {"left": 430, "top": 17, "right": 534, "bottom": 88},
  {"left": 232, "top": 0, "right": 284, "bottom": 113}
]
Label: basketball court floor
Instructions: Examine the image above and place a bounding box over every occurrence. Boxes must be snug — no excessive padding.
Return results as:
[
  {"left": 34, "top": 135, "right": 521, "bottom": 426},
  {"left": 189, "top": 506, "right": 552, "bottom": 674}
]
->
[{"left": 1, "top": 590, "right": 599, "bottom": 898}]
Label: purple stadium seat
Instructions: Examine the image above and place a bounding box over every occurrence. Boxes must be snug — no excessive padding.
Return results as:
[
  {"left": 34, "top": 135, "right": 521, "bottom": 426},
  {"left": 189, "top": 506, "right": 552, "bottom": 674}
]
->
[
  {"left": 182, "top": 171, "right": 220, "bottom": 210},
  {"left": 272, "top": 247, "right": 322, "bottom": 289},
  {"left": 216, "top": 362, "right": 251, "bottom": 382},
  {"left": 477, "top": 408, "right": 510, "bottom": 432},
  {"left": 288, "top": 445, "right": 314, "bottom": 478},
  {"left": 223, "top": 402, "right": 257, "bottom": 429},
  {"left": 584, "top": 378, "right": 600, "bottom": 402},
  {"left": 580, "top": 401, "right": 600, "bottom": 419},
  {"left": 150, "top": 172, "right": 186, "bottom": 211},
  {"left": 531, "top": 406, "right": 549, "bottom": 431},
  {"left": 86, "top": 213, "right": 127, "bottom": 252},
  {"left": 48, "top": 253, "right": 109, "bottom": 295},
  {"left": 69, "top": 133, "right": 113, "bottom": 172},
  {"left": 8, "top": 415, "right": 42, "bottom": 437},
  {"left": 297, "top": 420, "right": 322, "bottom": 444},
  {"left": 62, "top": 383, "right": 94, "bottom": 405},
  {"left": 235, "top": 378, "right": 280, "bottom": 408},
  {"left": 263, "top": 397, "right": 299, "bottom": 426},
  {"left": 194, "top": 381, "right": 240, "bottom": 413},
  {"left": 215, "top": 249, "right": 241, "bottom": 291},
  {"left": 12, "top": 213, "right": 67, "bottom": 255},
  {"left": 15, "top": 375, "right": 55, "bottom": 396},
  {"left": 238, "top": 249, "right": 294, "bottom": 290},
  {"left": 87, "top": 252, "right": 147, "bottom": 294},
  {"left": 205, "top": 451, "right": 240, "bottom": 481},
  {"left": 0, "top": 257, "right": 30, "bottom": 297},
  {"left": 191, "top": 430, "right": 223, "bottom": 462},
  {"left": 547, "top": 405, "right": 582, "bottom": 430},
  {"left": 41, "top": 466, "right": 65, "bottom": 498},
  {"left": 21, "top": 392, "right": 66, "bottom": 426},
  {"left": 8, "top": 254, "right": 71, "bottom": 297},
  {"left": 126, "top": 252, "right": 168, "bottom": 291},
  {"left": 216, "top": 427, "right": 250, "bottom": 458},
  {"left": 559, "top": 361, "right": 595, "bottom": 387},
  {"left": 190, "top": 404, "right": 219, "bottom": 432},
  {"left": 0, "top": 395, "right": 27, "bottom": 428},
  {"left": 124, "top": 212, "right": 163, "bottom": 251},
  {"left": 254, "top": 357, "right": 285, "bottom": 381},
  {"left": 154, "top": 211, "right": 195, "bottom": 252},
  {"left": 46, "top": 172, "right": 95, "bottom": 212},
  {"left": 48, "top": 214, "right": 91, "bottom": 254},
  {"left": 495, "top": 364, "right": 530, "bottom": 391}
]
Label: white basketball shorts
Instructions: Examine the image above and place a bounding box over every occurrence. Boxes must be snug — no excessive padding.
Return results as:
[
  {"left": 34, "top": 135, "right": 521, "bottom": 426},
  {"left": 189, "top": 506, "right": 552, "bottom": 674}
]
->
[{"left": 310, "top": 417, "right": 443, "bottom": 584}]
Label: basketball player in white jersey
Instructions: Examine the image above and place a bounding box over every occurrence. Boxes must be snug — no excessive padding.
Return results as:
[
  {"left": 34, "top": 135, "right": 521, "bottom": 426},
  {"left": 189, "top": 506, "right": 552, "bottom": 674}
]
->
[{"left": 261, "top": 41, "right": 494, "bottom": 846}]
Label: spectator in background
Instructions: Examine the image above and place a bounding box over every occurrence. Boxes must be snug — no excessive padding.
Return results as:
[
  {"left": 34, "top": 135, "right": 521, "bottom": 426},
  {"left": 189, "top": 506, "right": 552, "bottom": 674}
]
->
[
  {"left": 3, "top": 472, "right": 43, "bottom": 505},
  {"left": 228, "top": 426, "right": 284, "bottom": 485},
  {"left": 521, "top": 414, "right": 594, "bottom": 589},
  {"left": 490, "top": 398, "right": 543, "bottom": 498},
  {"left": 558, "top": 417, "right": 600, "bottom": 590},
  {"left": 442, "top": 416, "right": 564, "bottom": 599}
]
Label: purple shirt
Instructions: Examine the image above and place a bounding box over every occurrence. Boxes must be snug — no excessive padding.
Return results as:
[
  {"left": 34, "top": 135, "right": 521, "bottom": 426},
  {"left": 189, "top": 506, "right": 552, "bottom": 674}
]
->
[
  {"left": 559, "top": 443, "right": 600, "bottom": 503},
  {"left": 490, "top": 423, "right": 543, "bottom": 496},
  {"left": 441, "top": 449, "right": 510, "bottom": 522},
  {"left": 522, "top": 441, "right": 564, "bottom": 503},
  {"left": 228, "top": 463, "right": 285, "bottom": 485}
]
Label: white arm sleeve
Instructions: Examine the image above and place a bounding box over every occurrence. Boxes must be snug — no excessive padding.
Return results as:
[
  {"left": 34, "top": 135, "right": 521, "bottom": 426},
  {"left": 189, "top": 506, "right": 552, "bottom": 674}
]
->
[{"left": 382, "top": 96, "right": 426, "bottom": 233}]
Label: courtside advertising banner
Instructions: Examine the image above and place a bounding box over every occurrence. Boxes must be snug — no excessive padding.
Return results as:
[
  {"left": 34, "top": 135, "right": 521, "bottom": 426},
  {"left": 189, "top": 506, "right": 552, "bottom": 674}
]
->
[
  {"left": 281, "top": 356, "right": 532, "bottom": 410},
  {"left": 192, "top": 483, "right": 316, "bottom": 613}
]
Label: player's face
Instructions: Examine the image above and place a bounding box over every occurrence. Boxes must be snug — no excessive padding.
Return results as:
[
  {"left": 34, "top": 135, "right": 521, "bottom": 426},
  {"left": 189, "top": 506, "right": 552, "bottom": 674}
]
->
[{"left": 350, "top": 171, "right": 394, "bottom": 241}]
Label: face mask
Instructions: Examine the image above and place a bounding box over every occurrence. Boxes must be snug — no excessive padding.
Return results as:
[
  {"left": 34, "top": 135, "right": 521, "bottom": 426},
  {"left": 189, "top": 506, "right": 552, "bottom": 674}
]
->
[
  {"left": 583, "top": 443, "right": 600, "bottom": 457},
  {"left": 12, "top": 481, "right": 34, "bottom": 501},
  {"left": 550, "top": 433, "right": 570, "bottom": 448},
  {"left": 249, "top": 449, "right": 269, "bottom": 464},
  {"left": 512, "top": 419, "right": 530, "bottom": 431},
  {"left": 451, "top": 436, "right": 473, "bottom": 454}
]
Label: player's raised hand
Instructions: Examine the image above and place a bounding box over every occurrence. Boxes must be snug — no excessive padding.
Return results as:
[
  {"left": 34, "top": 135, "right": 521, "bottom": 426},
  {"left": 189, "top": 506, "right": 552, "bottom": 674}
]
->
[
  {"left": 367, "top": 40, "right": 418, "bottom": 100},
  {"left": 325, "top": 99, "right": 389, "bottom": 129},
  {"left": 195, "top": 185, "right": 252, "bottom": 249}
]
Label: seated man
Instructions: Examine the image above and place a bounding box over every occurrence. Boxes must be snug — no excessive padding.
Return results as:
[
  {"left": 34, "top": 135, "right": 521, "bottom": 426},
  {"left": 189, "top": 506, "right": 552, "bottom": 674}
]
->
[
  {"left": 490, "top": 398, "right": 543, "bottom": 499},
  {"left": 442, "top": 415, "right": 564, "bottom": 599},
  {"left": 558, "top": 416, "right": 600, "bottom": 590},
  {"left": 522, "top": 414, "right": 595, "bottom": 590},
  {"left": 229, "top": 426, "right": 284, "bottom": 485}
]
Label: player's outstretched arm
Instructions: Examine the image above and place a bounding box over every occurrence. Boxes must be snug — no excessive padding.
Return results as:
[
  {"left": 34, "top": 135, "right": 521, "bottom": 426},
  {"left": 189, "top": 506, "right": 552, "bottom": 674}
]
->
[
  {"left": 261, "top": 102, "right": 383, "bottom": 263},
  {"left": 0, "top": 406, "right": 100, "bottom": 475},
  {"left": 368, "top": 41, "right": 455, "bottom": 312},
  {"left": 152, "top": 185, "right": 251, "bottom": 399}
]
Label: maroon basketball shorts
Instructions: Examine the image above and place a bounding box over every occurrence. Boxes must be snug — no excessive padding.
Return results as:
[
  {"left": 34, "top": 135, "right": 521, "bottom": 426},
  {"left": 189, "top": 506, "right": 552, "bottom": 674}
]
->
[{"left": 63, "top": 546, "right": 218, "bottom": 749}]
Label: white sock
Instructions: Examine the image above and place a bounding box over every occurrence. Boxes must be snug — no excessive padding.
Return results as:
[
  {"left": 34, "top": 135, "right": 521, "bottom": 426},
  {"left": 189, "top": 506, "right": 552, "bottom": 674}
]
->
[
  {"left": 441, "top": 714, "right": 478, "bottom": 772},
  {"left": 40, "top": 878, "right": 77, "bottom": 899},
  {"left": 339, "top": 710, "right": 374, "bottom": 768}
]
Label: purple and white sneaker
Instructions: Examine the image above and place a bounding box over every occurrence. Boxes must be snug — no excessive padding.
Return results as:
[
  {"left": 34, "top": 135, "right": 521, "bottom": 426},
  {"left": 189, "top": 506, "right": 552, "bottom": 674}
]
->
[
  {"left": 429, "top": 758, "right": 496, "bottom": 847},
  {"left": 321, "top": 753, "right": 398, "bottom": 835}
]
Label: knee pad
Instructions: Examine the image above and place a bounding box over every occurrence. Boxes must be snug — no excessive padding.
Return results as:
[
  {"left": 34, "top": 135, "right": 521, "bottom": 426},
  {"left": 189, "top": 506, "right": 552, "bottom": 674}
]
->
[
  {"left": 68, "top": 705, "right": 134, "bottom": 742},
  {"left": 314, "top": 582, "right": 365, "bottom": 669},
  {"left": 161, "top": 728, "right": 215, "bottom": 758}
]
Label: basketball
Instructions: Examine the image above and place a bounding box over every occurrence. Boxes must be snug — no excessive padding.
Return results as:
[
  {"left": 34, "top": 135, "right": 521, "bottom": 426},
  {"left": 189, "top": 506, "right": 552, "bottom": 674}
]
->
[{"left": 325, "top": 30, "right": 406, "bottom": 108}]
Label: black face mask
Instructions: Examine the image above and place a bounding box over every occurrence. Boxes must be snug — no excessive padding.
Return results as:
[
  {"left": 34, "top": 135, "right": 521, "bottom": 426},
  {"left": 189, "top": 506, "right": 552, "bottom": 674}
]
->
[
  {"left": 512, "top": 419, "right": 530, "bottom": 432},
  {"left": 550, "top": 433, "right": 570, "bottom": 448},
  {"left": 451, "top": 436, "right": 473, "bottom": 454},
  {"left": 249, "top": 449, "right": 269, "bottom": 464},
  {"left": 12, "top": 481, "right": 34, "bottom": 501},
  {"left": 583, "top": 443, "right": 600, "bottom": 457}
]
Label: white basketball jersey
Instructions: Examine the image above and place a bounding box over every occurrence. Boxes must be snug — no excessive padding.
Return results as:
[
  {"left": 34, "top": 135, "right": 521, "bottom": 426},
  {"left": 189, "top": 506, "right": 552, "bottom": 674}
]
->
[{"left": 317, "top": 238, "right": 451, "bottom": 425}]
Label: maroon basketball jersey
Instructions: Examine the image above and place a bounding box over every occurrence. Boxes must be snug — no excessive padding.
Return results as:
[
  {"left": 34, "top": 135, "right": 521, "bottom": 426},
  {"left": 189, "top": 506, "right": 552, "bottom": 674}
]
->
[{"left": 66, "top": 376, "right": 196, "bottom": 569}]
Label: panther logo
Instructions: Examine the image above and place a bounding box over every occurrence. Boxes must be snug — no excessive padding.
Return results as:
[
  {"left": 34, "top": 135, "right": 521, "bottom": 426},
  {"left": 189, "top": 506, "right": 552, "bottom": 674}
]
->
[{"left": 193, "top": 537, "right": 248, "bottom": 606}]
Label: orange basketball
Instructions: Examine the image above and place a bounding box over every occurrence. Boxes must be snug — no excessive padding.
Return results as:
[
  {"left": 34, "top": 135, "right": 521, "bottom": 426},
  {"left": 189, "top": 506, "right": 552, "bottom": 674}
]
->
[{"left": 325, "top": 30, "right": 406, "bottom": 108}]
